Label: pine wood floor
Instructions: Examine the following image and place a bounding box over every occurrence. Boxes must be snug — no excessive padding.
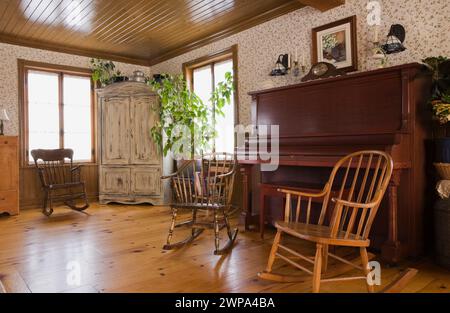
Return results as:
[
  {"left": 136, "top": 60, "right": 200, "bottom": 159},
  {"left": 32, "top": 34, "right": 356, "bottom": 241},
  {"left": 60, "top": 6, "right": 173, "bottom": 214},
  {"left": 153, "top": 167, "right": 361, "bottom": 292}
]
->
[{"left": 0, "top": 203, "right": 449, "bottom": 293}]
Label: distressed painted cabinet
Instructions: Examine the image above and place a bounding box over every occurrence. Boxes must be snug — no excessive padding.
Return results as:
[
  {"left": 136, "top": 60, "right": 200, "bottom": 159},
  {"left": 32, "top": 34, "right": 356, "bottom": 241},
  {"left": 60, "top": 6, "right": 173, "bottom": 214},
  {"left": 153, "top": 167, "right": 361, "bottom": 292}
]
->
[{"left": 97, "top": 82, "right": 163, "bottom": 205}]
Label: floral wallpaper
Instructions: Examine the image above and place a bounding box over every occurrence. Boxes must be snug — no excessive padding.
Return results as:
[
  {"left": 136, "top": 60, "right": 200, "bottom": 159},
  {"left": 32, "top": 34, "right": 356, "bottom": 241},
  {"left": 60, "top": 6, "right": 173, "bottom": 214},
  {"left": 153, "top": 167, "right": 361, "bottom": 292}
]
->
[
  {"left": 0, "top": 42, "right": 149, "bottom": 136},
  {"left": 150, "top": 0, "right": 450, "bottom": 125},
  {"left": 1, "top": 0, "right": 449, "bottom": 135}
]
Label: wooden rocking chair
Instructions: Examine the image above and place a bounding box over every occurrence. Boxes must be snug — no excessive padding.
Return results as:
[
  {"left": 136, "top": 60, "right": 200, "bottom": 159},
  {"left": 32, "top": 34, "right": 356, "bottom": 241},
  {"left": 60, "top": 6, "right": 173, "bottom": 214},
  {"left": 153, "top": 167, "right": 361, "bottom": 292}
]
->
[
  {"left": 258, "top": 150, "right": 393, "bottom": 292},
  {"left": 162, "top": 153, "right": 238, "bottom": 255},
  {"left": 31, "top": 149, "right": 89, "bottom": 216}
]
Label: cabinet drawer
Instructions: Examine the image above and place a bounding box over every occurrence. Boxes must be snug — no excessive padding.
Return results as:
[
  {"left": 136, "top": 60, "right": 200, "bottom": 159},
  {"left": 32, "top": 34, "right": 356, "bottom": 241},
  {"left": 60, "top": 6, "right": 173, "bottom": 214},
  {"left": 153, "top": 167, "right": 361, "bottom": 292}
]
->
[
  {"left": 0, "top": 137, "right": 18, "bottom": 146},
  {"left": 0, "top": 190, "right": 18, "bottom": 213},
  {"left": 100, "top": 168, "right": 130, "bottom": 195}
]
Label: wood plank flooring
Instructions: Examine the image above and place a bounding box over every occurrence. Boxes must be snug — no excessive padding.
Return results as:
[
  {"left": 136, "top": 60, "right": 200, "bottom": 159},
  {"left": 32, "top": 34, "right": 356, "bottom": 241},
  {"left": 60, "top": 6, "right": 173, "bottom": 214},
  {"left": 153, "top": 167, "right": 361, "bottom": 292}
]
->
[{"left": 0, "top": 203, "right": 449, "bottom": 293}]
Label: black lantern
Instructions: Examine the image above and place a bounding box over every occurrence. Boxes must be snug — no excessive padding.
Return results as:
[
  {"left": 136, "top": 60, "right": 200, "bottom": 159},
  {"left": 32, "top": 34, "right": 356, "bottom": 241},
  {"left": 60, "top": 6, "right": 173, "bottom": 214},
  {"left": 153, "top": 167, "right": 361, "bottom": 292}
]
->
[
  {"left": 381, "top": 24, "right": 406, "bottom": 54},
  {"left": 270, "top": 54, "right": 290, "bottom": 76}
]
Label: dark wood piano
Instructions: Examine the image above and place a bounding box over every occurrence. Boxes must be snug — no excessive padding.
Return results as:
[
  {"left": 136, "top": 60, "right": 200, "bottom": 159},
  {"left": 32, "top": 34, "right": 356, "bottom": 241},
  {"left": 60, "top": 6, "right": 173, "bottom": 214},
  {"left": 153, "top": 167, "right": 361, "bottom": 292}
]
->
[{"left": 237, "top": 63, "right": 432, "bottom": 264}]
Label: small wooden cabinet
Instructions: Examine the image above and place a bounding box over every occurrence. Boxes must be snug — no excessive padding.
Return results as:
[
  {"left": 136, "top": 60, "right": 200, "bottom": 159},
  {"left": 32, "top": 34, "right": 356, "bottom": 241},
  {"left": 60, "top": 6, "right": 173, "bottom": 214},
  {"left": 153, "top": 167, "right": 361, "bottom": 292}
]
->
[
  {"left": 97, "top": 82, "right": 164, "bottom": 205},
  {"left": 0, "top": 136, "right": 19, "bottom": 215}
]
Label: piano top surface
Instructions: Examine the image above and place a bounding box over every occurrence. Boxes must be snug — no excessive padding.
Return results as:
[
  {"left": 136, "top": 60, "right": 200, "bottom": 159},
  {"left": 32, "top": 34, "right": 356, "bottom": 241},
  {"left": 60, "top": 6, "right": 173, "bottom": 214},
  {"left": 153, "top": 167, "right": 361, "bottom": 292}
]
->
[
  {"left": 236, "top": 155, "right": 410, "bottom": 169},
  {"left": 248, "top": 62, "right": 424, "bottom": 96}
]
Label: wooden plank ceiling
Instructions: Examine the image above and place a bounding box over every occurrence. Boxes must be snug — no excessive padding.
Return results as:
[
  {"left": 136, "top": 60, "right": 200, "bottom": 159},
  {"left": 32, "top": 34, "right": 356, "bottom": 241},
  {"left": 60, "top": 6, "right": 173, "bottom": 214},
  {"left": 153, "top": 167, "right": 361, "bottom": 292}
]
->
[{"left": 0, "top": 0, "right": 343, "bottom": 66}]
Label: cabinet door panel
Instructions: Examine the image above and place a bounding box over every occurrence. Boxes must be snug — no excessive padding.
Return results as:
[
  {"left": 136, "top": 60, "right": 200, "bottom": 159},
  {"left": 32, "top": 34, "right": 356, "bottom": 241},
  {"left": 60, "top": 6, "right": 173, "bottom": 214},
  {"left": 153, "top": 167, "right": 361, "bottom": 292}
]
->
[
  {"left": 100, "top": 168, "right": 130, "bottom": 195},
  {"left": 0, "top": 140, "right": 18, "bottom": 191},
  {"left": 102, "top": 97, "right": 130, "bottom": 164},
  {"left": 131, "top": 167, "right": 160, "bottom": 195},
  {"left": 130, "top": 96, "right": 159, "bottom": 165}
]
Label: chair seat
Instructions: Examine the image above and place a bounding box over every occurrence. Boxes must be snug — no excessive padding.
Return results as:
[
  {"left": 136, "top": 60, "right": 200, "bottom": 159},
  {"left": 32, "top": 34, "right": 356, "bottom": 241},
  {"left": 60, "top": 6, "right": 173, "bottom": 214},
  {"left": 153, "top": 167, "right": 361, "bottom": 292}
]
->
[{"left": 274, "top": 221, "right": 370, "bottom": 247}]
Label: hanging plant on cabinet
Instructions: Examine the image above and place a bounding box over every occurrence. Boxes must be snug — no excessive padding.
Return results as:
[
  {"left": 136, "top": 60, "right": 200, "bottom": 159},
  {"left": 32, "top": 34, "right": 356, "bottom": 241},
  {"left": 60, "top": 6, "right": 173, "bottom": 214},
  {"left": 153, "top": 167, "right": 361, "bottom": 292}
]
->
[{"left": 89, "top": 58, "right": 125, "bottom": 87}]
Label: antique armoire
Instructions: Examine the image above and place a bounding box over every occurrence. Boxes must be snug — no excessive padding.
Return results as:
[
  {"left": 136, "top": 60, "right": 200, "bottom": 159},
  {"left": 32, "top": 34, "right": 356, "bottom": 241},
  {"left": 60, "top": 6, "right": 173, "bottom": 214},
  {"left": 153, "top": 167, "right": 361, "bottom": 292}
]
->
[{"left": 97, "top": 81, "right": 164, "bottom": 205}]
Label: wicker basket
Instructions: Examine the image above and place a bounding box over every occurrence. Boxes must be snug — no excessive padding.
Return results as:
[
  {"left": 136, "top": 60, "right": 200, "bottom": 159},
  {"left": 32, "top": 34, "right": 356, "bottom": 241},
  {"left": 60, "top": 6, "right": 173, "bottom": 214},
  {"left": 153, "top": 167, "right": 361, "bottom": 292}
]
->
[{"left": 434, "top": 163, "right": 450, "bottom": 180}]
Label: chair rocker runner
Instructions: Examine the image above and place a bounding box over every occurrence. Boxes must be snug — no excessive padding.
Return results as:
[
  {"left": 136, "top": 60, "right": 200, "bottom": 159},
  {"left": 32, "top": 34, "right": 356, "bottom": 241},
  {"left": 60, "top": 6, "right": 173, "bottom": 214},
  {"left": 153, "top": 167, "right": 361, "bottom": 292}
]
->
[
  {"left": 31, "top": 149, "right": 89, "bottom": 216},
  {"left": 258, "top": 151, "right": 393, "bottom": 292},
  {"left": 162, "top": 153, "right": 238, "bottom": 255}
]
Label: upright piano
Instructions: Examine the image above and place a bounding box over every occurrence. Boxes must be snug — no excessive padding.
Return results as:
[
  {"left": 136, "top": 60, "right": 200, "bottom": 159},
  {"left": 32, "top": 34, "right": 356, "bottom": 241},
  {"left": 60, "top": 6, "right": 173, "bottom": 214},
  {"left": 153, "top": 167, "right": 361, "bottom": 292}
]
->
[{"left": 238, "top": 63, "right": 432, "bottom": 263}]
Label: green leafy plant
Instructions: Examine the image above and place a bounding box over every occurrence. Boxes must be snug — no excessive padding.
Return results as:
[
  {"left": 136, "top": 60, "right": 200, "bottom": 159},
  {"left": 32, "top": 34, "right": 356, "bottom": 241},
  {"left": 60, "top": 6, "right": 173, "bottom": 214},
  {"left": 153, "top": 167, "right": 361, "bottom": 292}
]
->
[
  {"left": 422, "top": 56, "right": 450, "bottom": 124},
  {"left": 89, "top": 58, "right": 122, "bottom": 87},
  {"left": 211, "top": 72, "right": 234, "bottom": 118},
  {"left": 148, "top": 72, "right": 234, "bottom": 158}
]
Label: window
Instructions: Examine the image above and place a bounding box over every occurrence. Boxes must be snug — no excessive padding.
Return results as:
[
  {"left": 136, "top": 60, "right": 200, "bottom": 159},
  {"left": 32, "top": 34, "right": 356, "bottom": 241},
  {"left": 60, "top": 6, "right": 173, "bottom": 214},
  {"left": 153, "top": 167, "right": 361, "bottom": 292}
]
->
[
  {"left": 183, "top": 45, "right": 238, "bottom": 154},
  {"left": 19, "top": 60, "right": 94, "bottom": 164}
]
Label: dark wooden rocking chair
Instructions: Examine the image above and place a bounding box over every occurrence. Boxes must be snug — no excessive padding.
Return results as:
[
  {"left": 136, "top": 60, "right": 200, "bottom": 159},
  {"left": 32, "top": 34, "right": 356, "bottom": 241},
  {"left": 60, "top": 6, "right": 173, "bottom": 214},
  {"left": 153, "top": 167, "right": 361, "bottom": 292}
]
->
[
  {"left": 162, "top": 153, "right": 238, "bottom": 255},
  {"left": 258, "top": 150, "right": 393, "bottom": 292},
  {"left": 31, "top": 149, "right": 89, "bottom": 216}
]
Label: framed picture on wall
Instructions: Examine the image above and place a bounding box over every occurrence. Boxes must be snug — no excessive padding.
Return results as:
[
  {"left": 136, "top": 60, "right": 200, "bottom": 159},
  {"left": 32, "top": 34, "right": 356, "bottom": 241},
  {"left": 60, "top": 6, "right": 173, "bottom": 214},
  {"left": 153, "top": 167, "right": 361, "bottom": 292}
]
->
[{"left": 312, "top": 15, "right": 358, "bottom": 72}]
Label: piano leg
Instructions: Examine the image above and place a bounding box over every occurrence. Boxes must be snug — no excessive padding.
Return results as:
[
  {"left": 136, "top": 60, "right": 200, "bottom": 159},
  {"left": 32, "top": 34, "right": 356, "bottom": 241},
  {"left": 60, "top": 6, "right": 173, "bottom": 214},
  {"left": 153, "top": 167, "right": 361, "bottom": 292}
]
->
[
  {"left": 381, "top": 169, "right": 403, "bottom": 265},
  {"left": 239, "top": 165, "right": 252, "bottom": 231},
  {"left": 260, "top": 186, "right": 266, "bottom": 239}
]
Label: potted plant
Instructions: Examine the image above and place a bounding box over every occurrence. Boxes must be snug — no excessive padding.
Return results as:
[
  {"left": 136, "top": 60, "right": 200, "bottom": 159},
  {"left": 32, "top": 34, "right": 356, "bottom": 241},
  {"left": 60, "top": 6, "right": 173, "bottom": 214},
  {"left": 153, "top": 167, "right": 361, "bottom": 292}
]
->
[
  {"left": 423, "top": 56, "right": 450, "bottom": 162},
  {"left": 90, "top": 58, "right": 127, "bottom": 87},
  {"left": 148, "top": 72, "right": 234, "bottom": 159}
]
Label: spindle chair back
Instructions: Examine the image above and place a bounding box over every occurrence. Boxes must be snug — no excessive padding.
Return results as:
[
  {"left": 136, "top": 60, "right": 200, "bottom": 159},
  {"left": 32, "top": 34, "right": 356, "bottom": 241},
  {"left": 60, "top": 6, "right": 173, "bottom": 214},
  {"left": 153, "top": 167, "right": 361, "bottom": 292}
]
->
[
  {"left": 31, "top": 149, "right": 89, "bottom": 216},
  {"left": 259, "top": 150, "right": 393, "bottom": 292},
  {"left": 32, "top": 149, "right": 76, "bottom": 187},
  {"left": 163, "top": 152, "right": 238, "bottom": 254}
]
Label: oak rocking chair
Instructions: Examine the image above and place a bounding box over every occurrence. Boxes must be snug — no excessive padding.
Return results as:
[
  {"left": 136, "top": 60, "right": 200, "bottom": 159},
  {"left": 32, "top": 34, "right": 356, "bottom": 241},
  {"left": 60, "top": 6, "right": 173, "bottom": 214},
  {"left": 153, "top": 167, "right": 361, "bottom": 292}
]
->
[
  {"left": 31, "top": 149, "right": 89, "bottom": 216},
  {"left": 258, "top": 150, "right": 393, "bottom": 292},
  {"left": 162, "top": 153, "right": 238, "bottom": 255}
]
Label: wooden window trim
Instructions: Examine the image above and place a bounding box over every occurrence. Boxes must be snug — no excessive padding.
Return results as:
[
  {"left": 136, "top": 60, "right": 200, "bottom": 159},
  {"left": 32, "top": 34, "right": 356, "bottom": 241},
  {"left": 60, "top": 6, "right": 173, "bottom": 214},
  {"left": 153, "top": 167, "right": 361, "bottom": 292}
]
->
[
  {"left": 18, "top": 59, "right": 96, "bottom": 168},
  {"left": 182, "top": 45, "right": 239, "bottom": 153},
  {"left": 182, "top": 45, "right": 239, "bottom": 125}
]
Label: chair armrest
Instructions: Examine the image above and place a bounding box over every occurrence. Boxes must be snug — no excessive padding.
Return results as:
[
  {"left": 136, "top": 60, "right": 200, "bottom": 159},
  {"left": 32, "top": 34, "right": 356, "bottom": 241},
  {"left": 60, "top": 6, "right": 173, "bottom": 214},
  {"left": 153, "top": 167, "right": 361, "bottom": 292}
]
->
[
  {"left": 70, "top": 165, "right": 81, "bottom": 172},
  {"left": 161, "top": 160, "right": 195, "bottom": 180},
  {"left": 34, "top": 167, "right": 49, "bottom": 187},
  {"left": 278, "top": 183, "right": 330, "bottom": 224},
  {"left": 161, "top": 172, "right": 178, "bottom": 180},
  {"left": 216, "top": 169, "right": 235, "bottom": 179},
  {"left": 277, "top": 183, "right": 330, "bottom": 198},
  {"left": 70, "top": 165, "right": 82, "bottom": 182},
  {"left": 331, "top": 197, "right": 377, "bottom": 209}
]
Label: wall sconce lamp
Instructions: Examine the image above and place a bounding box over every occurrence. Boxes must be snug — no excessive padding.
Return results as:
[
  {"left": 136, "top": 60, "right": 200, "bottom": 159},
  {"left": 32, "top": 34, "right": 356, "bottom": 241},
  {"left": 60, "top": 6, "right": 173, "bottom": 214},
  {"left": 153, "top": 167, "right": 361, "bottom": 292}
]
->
[
  {"left": 382, "top": 24, "right": 406, "bottom": 54},
  {"left": 270, "top": 54, "right": 290, "bottom": 76}
]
